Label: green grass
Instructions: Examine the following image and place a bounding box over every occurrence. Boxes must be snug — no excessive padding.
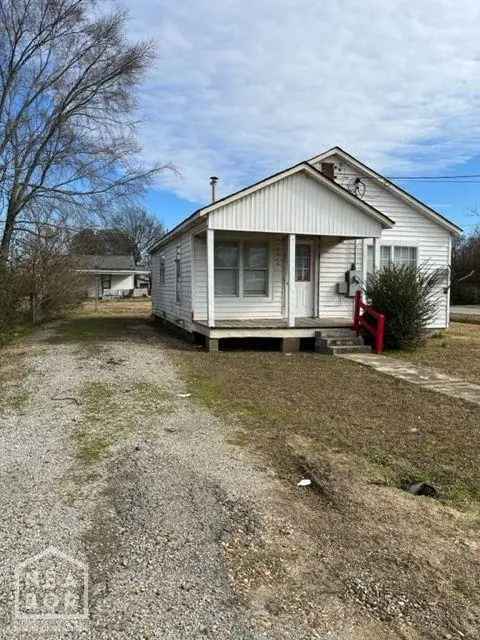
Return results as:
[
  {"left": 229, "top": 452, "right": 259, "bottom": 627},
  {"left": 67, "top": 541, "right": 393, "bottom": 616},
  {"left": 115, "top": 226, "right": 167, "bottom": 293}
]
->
[
  {"left": 74, "top": 380, "right": 173, "bottom": 465},
  {"left": 0, "top": 323, "right": 33, "bottom": 348},
  {"left": 48, "top": 316, "right": 143, "bottom": 344}
]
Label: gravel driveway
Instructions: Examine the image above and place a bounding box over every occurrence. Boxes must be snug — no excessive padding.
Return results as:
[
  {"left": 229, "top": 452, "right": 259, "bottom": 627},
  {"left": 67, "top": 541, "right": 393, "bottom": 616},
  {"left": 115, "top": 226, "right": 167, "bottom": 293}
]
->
[{"left": 0, "top": 315, "right": 350, "bottom": 639}]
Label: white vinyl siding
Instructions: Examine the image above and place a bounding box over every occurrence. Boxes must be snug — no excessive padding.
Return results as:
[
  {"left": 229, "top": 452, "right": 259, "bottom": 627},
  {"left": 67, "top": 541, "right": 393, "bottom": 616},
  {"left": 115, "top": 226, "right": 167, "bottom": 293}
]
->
[
  {"left": 151, "top": 232, "right": 193, "bottom": 331},
  {"left": 314, "top": 154, "right": 451, "bottom": 329},
  {"left": 318, "top": 237, "right": 356, "bottom": 319},
  {"left": 151, "top": 153, "right": 454, "bottom": 334},
  {"left": 209, "top": 171, "right": 384, "bottom": 238}
]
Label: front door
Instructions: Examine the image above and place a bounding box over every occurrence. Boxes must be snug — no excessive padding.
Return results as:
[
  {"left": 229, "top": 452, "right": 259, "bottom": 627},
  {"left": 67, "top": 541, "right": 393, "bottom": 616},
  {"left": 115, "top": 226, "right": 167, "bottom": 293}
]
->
[{"left": 295, "top": 242, "right": 314, "bottom": 317}]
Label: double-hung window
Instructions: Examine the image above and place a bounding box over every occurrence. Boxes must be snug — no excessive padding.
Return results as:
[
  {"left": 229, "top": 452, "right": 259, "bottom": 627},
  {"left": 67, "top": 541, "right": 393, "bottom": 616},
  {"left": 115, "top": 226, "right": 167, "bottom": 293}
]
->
[
  {"left": 393, "top": 246, "right": 417, "bottom": 267},
  {"left": 214, "top": 240, "right": 269, "bottom": 297},
  {"left": 243, "top": 243, "right": 269, "bottom": 296},
  {"left": 214, "top": 242, "right": 240, "bottom": 296},
  {"left": 367, "top": 244, "right": 417, "bottom": 275}
]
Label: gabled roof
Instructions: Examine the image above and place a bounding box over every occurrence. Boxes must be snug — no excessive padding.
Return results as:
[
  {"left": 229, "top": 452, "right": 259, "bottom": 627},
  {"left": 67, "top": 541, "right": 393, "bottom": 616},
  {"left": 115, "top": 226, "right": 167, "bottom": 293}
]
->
[
  {"left": 75, "top": 255, "right": 136, "bottom": 271},
  {"left": 309, "top": 146, "right": 463, "bottom": 236},
  {"left": 150, "top": 161, "right": 394, "bottom": 252}
]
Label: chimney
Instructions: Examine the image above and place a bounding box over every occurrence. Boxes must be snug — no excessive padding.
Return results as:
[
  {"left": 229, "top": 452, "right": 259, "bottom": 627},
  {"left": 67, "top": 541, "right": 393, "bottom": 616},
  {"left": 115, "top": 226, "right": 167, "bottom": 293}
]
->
[
  {"left": 210, "top": 176, "right": 219, "bottom": 202},
  {"left": 321, "top": 162, "right": 335, "bottom": 181}
]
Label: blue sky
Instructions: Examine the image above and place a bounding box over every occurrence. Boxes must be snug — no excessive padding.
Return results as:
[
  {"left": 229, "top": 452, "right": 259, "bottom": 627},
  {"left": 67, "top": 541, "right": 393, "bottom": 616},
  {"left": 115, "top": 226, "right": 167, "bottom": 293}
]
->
[{"left": 126, "top": 0, "right": 480, "bottom": 234}]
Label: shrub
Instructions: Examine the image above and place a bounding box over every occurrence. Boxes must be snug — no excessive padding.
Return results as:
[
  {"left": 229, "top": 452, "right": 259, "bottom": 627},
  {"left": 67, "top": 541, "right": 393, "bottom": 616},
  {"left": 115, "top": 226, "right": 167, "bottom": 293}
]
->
[
  {"left": 0, "top": 265, "right": 24, "bottom": 343},
  {"left": 365, "top": 264, "right": 444, "bottom": 350}
]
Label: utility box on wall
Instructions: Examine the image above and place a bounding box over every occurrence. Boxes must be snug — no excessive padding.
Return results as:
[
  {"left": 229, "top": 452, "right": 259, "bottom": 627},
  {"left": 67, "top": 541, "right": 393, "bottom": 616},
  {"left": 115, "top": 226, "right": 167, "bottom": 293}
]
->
[
  {"left": 347, "top": 268, "right": 362, "bottom": 297},
  {"left": 337, "top": 267, "right": 362, "bottom": 297}
]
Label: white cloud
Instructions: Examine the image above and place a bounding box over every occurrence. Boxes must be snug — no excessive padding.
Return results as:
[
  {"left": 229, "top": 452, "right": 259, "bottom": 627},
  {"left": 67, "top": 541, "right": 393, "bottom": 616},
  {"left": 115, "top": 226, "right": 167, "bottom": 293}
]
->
[{"left": 124, "top": 0, "right": 480, "bottom": 204}]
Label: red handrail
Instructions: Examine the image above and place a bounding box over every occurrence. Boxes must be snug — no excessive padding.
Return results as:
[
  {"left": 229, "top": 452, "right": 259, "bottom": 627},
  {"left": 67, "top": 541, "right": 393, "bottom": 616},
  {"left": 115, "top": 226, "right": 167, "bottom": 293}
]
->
[{"left": 353, "top": 290, "right": 385, "bottom": 354}]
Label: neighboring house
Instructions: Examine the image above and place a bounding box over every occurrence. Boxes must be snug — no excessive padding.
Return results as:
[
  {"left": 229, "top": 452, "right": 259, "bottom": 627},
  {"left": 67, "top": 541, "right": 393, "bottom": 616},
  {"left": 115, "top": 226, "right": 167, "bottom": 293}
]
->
[
  {"left": 149, "top": 146, "right": 462, "bottom": 351},
  {"left": 76, "top": 255, "right": 151, "bottom": 299}
]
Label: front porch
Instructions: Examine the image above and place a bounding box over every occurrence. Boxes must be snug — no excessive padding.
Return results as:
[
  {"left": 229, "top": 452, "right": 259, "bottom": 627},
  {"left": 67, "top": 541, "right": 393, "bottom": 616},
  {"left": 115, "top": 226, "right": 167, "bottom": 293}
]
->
[
  {"left": 192, "top": 229, "right": 379, "bottom": 342},
  {"left": 192, "top": 316, "right": 355, "bottom": 353},
  {"left": 194, "top": 316, "right": 352, "bottom": 334}
]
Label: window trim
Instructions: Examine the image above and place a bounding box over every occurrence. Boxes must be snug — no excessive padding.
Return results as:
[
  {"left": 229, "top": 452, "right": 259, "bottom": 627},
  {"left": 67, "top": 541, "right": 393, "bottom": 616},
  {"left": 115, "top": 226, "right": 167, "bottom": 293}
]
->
[
  {"left": 213, "top": 238, "right": 273, "bottom": 300},
  {"left": 295, "top": 243, "right": 312, "bottom": 282},
  {"left": 367, "top": 242, "right": 419, "bottom": 275},
  {"left": 214, "top": 241, "right": 240, "bottom": 297},
  {"left": 243, "top": 242, "right": 269, "bottom": 297}
]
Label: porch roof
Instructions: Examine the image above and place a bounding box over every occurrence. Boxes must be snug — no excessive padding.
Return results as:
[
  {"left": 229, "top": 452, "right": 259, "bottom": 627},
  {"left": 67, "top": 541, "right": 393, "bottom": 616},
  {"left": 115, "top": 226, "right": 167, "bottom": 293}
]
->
[{"left": 150, "top": 161, "right": 394, "bottom": 252}]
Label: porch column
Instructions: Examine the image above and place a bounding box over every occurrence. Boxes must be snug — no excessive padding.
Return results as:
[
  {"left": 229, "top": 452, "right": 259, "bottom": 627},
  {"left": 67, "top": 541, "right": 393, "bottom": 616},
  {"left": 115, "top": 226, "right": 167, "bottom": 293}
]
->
[
  {"left": 361, "top": 239, "right": 368, "bottom": 284},
  {"left": 207, "top": 228, "right": 215, "bottom": 328},
  {"left": 287, "top": 233, "right": 296, "bottom": 327},
  {"left": 372, "top": 237, "right": 380, "bottom": 273}
]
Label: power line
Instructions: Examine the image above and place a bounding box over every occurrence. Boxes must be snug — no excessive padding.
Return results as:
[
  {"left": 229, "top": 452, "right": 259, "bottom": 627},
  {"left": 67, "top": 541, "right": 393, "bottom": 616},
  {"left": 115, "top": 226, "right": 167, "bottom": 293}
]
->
[{"left": 339, "top": 172, "right": 480, "bottom": 182}]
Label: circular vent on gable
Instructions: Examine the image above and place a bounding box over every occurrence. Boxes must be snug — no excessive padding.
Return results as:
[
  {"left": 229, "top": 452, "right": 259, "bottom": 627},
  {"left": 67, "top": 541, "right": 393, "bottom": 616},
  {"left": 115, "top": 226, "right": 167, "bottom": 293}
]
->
[{"left": 348, "top": 177, "right": 366, "bottom": 199}]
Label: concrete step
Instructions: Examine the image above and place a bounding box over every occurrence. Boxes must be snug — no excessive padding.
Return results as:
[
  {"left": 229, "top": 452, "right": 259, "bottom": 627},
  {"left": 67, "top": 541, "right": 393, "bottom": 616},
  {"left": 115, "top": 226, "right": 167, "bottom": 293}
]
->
[
  {"left": 316, "top": 344, "right": 372, "bottom": 355},
  {"left": 315, "top": 328, "right": 356, "bottom": 339},
  {"left": 315, "top": 336, "right": 364, "bottom": 348}
]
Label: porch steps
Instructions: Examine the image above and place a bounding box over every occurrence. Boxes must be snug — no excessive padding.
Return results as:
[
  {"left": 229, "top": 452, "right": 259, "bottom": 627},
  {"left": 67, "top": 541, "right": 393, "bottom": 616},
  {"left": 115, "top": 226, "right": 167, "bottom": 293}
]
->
[{"left": 315, "top": 329, "right": 372, "bottom": 356}]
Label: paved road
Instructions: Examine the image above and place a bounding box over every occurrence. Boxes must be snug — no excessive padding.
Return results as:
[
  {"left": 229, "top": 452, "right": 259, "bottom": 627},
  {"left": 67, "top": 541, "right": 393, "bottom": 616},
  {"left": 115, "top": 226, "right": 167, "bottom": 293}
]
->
[{"left": 450, "top": 304, "right": 480, "bottom": 319}]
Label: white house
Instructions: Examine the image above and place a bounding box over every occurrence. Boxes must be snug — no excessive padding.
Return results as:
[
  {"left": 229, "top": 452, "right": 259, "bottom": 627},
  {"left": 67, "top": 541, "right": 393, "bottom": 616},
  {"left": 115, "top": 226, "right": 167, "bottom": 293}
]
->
[
  {"left": 76, "top": 255, "right": 150, "bottom": 299},
  {"left": 149, "top": 147, "right": 462, "bottom": 352}
]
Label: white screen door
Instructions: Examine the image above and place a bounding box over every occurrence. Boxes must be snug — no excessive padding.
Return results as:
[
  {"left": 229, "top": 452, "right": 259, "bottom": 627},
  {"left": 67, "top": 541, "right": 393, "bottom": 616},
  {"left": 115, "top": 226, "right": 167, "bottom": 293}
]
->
[{"left": 295, "top": 242, "right": 314, "bottom": 317}]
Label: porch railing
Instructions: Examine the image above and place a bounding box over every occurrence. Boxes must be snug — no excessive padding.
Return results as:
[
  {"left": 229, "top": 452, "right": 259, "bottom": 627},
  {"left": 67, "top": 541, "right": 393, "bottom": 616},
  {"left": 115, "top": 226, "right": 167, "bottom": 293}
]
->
[{"left": 353, "top": 290, "right": 385, "bottom": 354}]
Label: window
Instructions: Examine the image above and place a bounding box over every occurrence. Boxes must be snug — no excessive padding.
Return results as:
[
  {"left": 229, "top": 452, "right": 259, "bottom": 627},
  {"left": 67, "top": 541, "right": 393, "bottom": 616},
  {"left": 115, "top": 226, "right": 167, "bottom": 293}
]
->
[
  {"left": 214, "top": 242, "right": 239, "bottom": 296},
  {"left": 394, "top": 246, "right": 417, "bottom": 267},
  {"left": 243, "top": 243, "right": 269, "bottom": 296},
  {"left": 367, "top": 244, "right": 417, "bottom": 275},
  {"left": 159, "top": 258, "right": 165, "bottom": 284},
  {"left": 175, "top": 249, "right": 181, "bottom": 303},
  {"left": 380, "top": 245, "right": 391, "bottom": 269},
  {"left": 101, "top": 275, "right": 111, "bottom": 291},
  {"left": 367, "top": 245, "right": 374, "bottom": 276},
  {"left": 296, "top": 245, "right": 311, "bottom": 282},
  {"left": 213, "top": 240, "right": 270, "bottom": 297}
]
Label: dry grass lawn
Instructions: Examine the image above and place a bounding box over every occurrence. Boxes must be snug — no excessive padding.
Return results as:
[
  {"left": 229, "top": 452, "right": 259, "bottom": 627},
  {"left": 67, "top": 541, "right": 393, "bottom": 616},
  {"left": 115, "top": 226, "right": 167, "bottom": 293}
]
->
[
  {"left": 174, "top": 346, "right": 480, "bottom": 639},
  {"left": 176, "top": 349, "right": 480, "bottom": 508},
  {"left": 389, "top": 321, "right": 480, "bottom": 384}
]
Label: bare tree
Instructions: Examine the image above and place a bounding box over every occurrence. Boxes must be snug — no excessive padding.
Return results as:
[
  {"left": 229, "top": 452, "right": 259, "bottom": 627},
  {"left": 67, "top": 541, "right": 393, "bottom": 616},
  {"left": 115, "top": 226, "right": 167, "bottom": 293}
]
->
[
  {"left": 106, "top": 205, "right": 165, "bottom": 264},
  {"left": 0, "top": 0, "right": 167, "bottom": 263},
  {"left": 70, "top": 227, "right": 134, "bottom": 256}
]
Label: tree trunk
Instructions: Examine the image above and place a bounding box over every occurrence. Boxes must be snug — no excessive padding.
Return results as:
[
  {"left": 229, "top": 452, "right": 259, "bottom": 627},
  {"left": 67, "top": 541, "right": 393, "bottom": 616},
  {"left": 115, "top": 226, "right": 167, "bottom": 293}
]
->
[{"left": 0, "top": 217, "right": 14, "bottom": 264}]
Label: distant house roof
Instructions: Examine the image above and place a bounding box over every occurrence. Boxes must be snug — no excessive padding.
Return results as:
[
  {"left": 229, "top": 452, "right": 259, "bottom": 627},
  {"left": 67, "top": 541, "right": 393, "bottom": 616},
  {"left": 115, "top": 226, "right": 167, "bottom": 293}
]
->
[
  {"left": 75, "top": 255, "right": 149, "bottom": 273},
  {"left": 75, "top": 255, "right": 136, "bottom": 270}
]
